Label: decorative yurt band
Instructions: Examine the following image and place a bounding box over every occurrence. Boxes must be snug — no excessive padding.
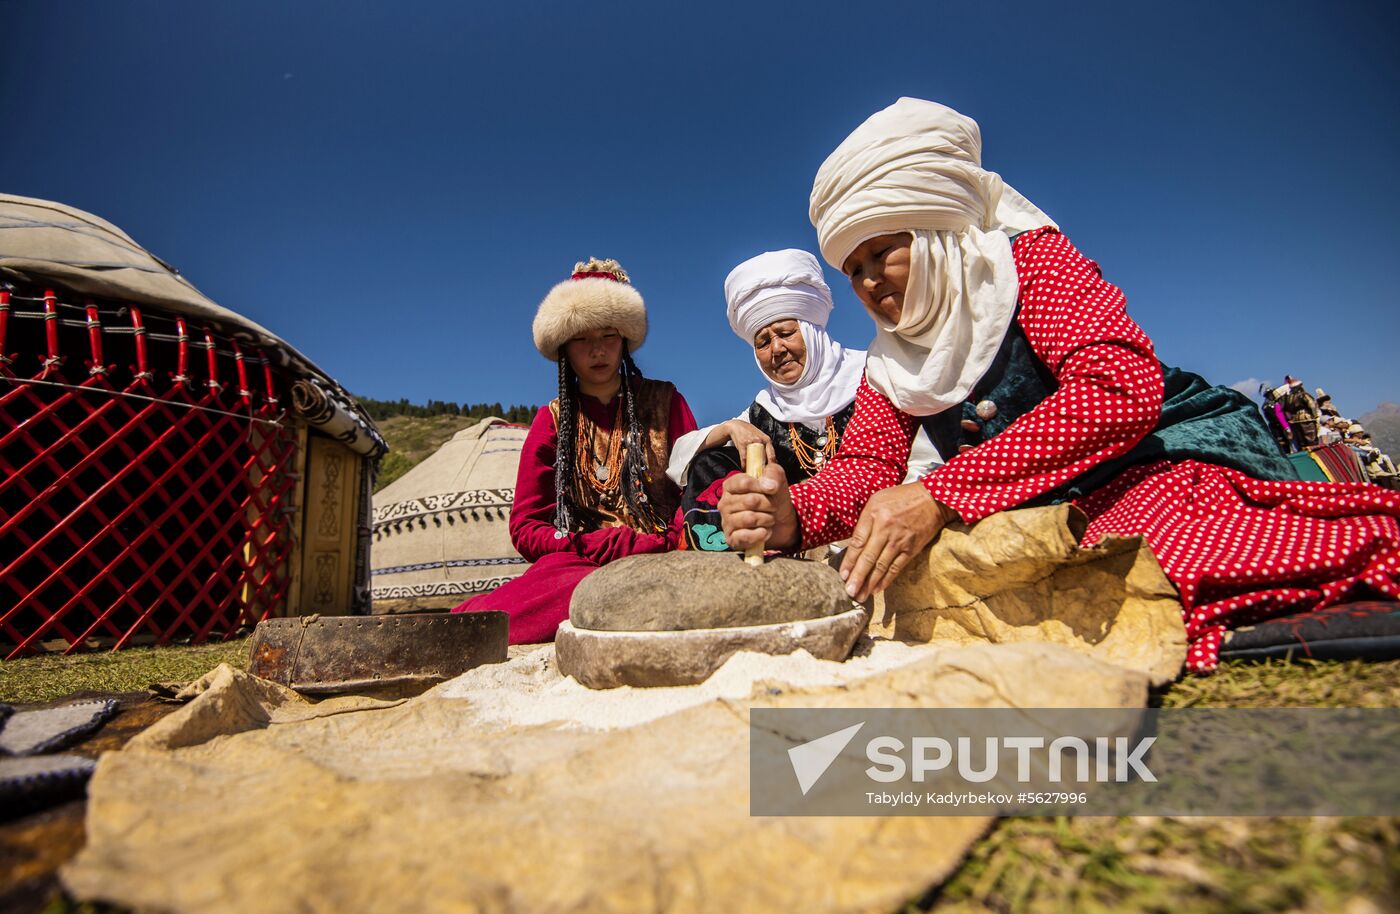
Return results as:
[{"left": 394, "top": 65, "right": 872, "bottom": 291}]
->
[{"left": 291, "top": 380, "right": 388, "bottom": 458}]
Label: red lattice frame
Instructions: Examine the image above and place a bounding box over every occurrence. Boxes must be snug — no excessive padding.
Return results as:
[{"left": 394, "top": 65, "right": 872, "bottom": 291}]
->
[{"left": 1, "top": 286, "right": 300, "bottom": 658}]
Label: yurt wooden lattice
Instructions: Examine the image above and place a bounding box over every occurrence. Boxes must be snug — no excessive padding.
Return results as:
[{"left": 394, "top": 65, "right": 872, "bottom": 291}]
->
[{"left": 0, "top": 195, "right": 385, "bottom": 658}]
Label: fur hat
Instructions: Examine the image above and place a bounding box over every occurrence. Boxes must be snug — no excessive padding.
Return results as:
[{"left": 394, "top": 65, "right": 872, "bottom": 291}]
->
[{"left": 532, "top": 257, "right": 647, "bottom": 361}]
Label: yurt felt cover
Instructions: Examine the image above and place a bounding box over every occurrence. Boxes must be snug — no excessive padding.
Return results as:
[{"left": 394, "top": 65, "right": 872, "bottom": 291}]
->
[
  {"left": 371, "top": 419, "right": 528, "bottom": 606},
  {"left": 0, "top": 194, "right": 362, "bottom": 405}
]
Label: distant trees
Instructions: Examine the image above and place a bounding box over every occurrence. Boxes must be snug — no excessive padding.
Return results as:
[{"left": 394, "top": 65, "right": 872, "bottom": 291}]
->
[{"left": 355, "top": 395, "right": 538, "bottom": 425}]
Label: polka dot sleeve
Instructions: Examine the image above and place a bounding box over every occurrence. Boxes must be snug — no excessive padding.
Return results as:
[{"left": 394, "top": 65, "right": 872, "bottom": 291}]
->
[
  {"left": 788, "top": 377, "right": 919, "bottom": 548},
  {"left": 920, "top": 228, "right": 1163, "bottom": 522}
]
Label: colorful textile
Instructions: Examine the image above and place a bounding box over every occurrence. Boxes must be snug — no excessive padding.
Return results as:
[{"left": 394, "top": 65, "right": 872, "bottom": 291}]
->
[
  {"left": 1077, "top": 461, "right": 1400, "bottom": 671},
  {"left": 555, "top": 379, "right": 684, "bottom": 533},
  {"left": 789, "top": 229, "right": 1400, "bottom": 671},
  {"left": 1218, "top": 600, "right": 1400, "bottom": 662},
  {"left": 453, "top": 381, "right": 696, "bottom": 643},
  {"left": 1288, "top": 450, "right": 1331, "bottom": 482},
  {"left": 1308, "top": 442, "right": 1369, "bottom": 484},
  {"left": 679, "top": 399, "right": 856, "bottom": 551}
]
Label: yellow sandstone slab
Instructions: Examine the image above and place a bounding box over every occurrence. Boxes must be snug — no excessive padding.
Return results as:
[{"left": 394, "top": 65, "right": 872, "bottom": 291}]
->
[{"left": 870, "top": 504, "right": 1187, "bottom": 685}]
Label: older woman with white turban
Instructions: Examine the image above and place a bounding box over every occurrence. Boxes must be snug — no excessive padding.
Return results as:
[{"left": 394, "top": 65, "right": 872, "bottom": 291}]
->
[
  {"left": 720, "top": 98, "right": 1400, "bottom": 672},
  {"left": 665, "top": 249, "right": 936, "bottom": 551}
]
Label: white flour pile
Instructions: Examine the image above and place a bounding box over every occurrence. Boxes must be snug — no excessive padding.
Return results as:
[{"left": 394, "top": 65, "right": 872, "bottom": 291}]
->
[{"left": 435, "top": 639, "right": 937, "bottom": 731}]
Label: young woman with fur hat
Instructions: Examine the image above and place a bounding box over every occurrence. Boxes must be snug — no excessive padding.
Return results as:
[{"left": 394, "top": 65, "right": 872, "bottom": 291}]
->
[
  {"left": 453, "top": 258, "right": 697, "bottom": 643},
  {"left": 719, "top": 98, "right": 1400, "bottom": 672}
]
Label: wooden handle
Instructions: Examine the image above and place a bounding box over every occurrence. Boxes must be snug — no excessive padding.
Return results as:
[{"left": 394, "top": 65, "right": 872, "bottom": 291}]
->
[{"left": 744, "top": 442, "right": 766, "bottom": 566}]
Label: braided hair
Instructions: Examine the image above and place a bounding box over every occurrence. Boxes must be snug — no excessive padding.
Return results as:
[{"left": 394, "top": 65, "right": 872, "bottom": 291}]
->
[
  {"left": 619, "top": 346, "right": 666, "bottom": 533},
  {"left": 551, "top": 342, "right": 666, "bottom": 536},
  {"left": 552, "top": 353, "right": 580, "bottom": 535}
]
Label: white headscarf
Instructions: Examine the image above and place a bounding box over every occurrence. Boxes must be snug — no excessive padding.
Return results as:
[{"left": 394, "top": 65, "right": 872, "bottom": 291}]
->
[
  {"left": 724, "top": 249, "right": 867, "bottom": 428},
  {"left": 809, "top": 98, "right": 1056, "bottom": 416}
]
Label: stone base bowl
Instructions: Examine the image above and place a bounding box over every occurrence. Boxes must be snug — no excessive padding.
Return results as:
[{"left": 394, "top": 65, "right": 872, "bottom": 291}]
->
[{"left": 554, "top": 606, "right": 869, "bottom": 690}]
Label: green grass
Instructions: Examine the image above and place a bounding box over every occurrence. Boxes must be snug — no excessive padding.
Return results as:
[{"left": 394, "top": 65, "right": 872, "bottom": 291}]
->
[
  {"left": 0, "top": 639, "right": 249, "bottom": 704},
  {"left": 926, "top": 816, "right": 1398, "bottom": 914},
  {"left": 924, "top": 658, "right": 1400, "bottom": 914},
  {"left": 373, "top": 414, "right": 481, "bottom": 491},
  {"left": 1157, "top": 656, "right": 1400, "bottom": 709}
]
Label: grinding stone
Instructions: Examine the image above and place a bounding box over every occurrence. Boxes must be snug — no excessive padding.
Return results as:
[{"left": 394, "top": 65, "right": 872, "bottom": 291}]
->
[
  {"left": 569, "top": 552, "right": 852, "bottom": 632},
  {"left": 554, "top": 606, "right": 869, "bottom": 689}
]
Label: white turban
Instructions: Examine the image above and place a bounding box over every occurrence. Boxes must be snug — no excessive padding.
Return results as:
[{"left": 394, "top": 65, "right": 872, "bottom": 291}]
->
[
  {"left": 724, "top": 249, "right": 833, "bottom": 341},
  {"left": 723, "top": 249, "right": 867, "bottom": 428},
  {"left": 810, "top": 98, "right": 1055, "bottom": 416}
]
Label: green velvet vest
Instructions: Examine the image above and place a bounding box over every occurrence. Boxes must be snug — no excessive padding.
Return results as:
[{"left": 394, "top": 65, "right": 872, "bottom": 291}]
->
[{"left": 919, "top": 312, "right": 1299, "bottom": 503}]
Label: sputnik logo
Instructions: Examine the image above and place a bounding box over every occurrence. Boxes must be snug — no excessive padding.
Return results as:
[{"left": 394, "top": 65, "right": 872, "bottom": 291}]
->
[{"left": 788, "top": 722, "right": 865, "bottom": 795}]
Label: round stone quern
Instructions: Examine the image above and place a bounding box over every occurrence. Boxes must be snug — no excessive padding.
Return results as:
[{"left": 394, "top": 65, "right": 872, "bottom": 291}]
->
[{"left": 569, "top": 551, "right": 853, "bottom": 632}]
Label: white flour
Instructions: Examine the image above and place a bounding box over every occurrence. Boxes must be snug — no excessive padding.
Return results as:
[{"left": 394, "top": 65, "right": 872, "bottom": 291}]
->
[{"left": 435, "top": 639, "right": 936, "bottom": 731}]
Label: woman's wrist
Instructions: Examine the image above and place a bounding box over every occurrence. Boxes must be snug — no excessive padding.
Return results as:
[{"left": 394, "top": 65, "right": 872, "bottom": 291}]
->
[
  {"left": 700, "top": 421, "right": 735, "bottom": 450},
  {"left": 929, "top": 496, "right": 957, "bottom": 528}
]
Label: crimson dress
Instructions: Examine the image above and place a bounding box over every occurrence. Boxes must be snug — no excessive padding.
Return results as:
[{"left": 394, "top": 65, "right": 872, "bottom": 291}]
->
[
  {"left": 455, "top": 384, "right": 697, "bottom": 644},
  {"left": 790, "top": 229, "right": 1400, "bottom": 671}
]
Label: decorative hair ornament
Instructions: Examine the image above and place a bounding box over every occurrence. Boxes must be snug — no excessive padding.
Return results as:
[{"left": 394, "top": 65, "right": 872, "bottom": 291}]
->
[{"left": 571, "top": 257, "right": 630, "bottom": 284}]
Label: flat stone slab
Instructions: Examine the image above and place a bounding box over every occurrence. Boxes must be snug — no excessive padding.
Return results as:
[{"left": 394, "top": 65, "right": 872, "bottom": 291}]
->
[
  {"left": 248, "top": 612, "right": 507, "bottom": 696},
  {"left": 570, "top": 552, "right": 852, "bottom": 632},
  {"left": 554, "top": 606, "right": 869, "bottom": 689}
]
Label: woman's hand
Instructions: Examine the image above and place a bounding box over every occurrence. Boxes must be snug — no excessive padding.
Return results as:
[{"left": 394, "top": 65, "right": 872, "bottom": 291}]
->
[
  {"left": 839, "top": 483, "right": 954, "bottom": 601},
  {"left": 697, "top": 419, "right": 776, "bottom": 461},
  {"left": 719, "top": 463, "right": 799, "bottom": 552},
  {"left": 722, "top": 419, "right": 775, "bottom": 462}
]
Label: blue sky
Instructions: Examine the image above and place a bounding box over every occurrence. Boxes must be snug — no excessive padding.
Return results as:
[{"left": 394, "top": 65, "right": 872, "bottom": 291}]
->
[{"left": 3, "top": 1, "right": 1397, "bottom": 424}]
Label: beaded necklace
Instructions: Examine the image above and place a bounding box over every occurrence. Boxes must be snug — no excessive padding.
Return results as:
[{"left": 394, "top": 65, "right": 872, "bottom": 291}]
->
[
  {"left": 576, "top": 395, "right": 624, "bottom": 495},
  {"left": 788, "top": 416, "right": 838, "bottom": 472}
]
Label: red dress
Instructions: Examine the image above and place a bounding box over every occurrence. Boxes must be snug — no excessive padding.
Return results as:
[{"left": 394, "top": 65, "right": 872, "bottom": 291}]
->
[
  {"left": 455, "top": 385, "right": 697, "bottom": 644},
  {"left": 790, "top": 229, "right": 1400, "bottom": 671}
]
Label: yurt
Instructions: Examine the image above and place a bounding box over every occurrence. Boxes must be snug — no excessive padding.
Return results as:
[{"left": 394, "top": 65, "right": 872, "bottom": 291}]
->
[
  {"left": 0, "top": 195, "right": 385, "bottom": 658},
  {"left": 370, "top": 419, "right": 528, "bottom": 612}
]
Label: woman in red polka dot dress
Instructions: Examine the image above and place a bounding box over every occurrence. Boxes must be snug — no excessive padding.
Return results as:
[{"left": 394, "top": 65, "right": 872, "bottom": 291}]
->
[{"left": 718, "top": 98, "right": 1400, "bottom": 672}]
